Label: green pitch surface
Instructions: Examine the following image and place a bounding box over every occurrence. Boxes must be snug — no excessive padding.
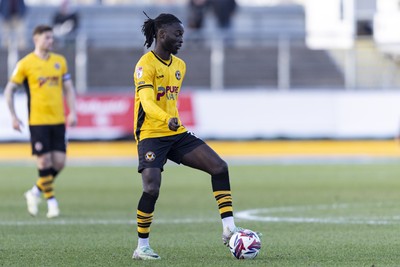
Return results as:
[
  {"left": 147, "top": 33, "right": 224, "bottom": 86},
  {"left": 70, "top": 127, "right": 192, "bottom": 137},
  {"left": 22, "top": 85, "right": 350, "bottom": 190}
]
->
[{"left": 1, "top": 163, "right": 400, "bottom": 266}]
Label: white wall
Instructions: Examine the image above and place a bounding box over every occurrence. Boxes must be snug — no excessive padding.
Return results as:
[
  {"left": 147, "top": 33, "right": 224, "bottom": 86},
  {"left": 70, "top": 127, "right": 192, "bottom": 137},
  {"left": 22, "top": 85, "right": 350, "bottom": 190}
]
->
[
  {"left": 190, "top": 90, "right": 400, "bottom": 139},
  {"left": 1, "top": 90, "right": 400, "bottom": 140}
]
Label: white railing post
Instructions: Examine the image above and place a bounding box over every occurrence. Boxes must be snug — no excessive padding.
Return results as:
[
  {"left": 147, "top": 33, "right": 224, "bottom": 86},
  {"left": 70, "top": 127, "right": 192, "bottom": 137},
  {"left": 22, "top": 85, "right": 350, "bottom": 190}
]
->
[
  {"left": 278, "top": 34, "right": 291, "bottom": 90},
  {"left": 75, "top": 33, "right": 88, "bottom": 94},
  {"left": 7, "top": 37, "right": 19, "bottom": 79},
  {"left": 344, "top": 48, "right": 356, "bottom": 90},
  {"left": 210, "top": 35, "right": 224, "bottom": 91}
]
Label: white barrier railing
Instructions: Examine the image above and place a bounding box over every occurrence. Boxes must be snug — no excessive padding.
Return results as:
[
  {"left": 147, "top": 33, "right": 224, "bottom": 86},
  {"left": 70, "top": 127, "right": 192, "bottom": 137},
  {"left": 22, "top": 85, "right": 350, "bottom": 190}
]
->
[{"left": 2, "top": 90, "right": 400, "bottom": 141}]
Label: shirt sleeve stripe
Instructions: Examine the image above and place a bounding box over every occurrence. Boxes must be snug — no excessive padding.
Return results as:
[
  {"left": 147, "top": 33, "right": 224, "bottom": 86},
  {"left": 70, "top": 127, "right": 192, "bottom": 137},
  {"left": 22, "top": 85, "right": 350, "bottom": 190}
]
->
[{"left": 137, "top": 84, "right": 154, "bottom": 91}]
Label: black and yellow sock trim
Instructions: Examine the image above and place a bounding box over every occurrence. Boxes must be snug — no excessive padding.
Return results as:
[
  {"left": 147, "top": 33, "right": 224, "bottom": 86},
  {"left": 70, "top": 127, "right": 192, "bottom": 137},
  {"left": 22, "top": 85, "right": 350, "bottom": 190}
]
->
[
  {"left": 213, "top": 190, "right": 233, "bottom": 218},
  {"left": 212, "top": 172, "right": 233, "bottom": 218},
  {"left": 50, "top": 168, "right": 59, "bottom": 179},
  {"left": 137, "top": 210, "right": 154, "bottom": 237},
  {"left": 137, "top": 192, "right": 157, "bottom": 238},
  {"left": 36, "top": 168, "right": 54, "bottom": 199}
]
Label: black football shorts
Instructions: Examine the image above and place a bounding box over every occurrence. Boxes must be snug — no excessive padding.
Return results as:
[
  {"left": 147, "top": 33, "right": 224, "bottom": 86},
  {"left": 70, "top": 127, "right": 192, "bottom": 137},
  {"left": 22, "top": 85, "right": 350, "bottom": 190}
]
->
[
  {"left": 29, "top": 124, "right": 66, "bottom": 155},
  {"left": 137, "top": 131, "right": 205, "bottom": 173}
]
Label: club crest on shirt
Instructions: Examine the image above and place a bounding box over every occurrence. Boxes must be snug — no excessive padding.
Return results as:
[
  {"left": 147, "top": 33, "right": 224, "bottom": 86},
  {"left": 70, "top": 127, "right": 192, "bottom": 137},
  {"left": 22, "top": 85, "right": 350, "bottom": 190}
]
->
[
  {"left": 175, "top": 70, "right": 181, "bottom": 80},
  {"left": 54, "top": 63, "right": 60, "bottom": 70},
  {"left": 136, "top": 67, "right": 143, "bottom": 79},
  {"left": 145, "top": 151, "right": 156, "bottom": 162}
]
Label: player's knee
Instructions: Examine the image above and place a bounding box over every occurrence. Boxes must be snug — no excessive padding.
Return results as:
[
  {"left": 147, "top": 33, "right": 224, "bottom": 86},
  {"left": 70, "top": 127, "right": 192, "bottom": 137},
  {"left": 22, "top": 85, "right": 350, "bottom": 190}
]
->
[
  {"left": 36, "top": 154, "right": 52, "bottom": 169},
  {"left": 52, "top": 152, "right": 66, "bottom": 171},
  {"left": 211, "top": 159, "right": 228, "bottom": 176},
  {"left": 219, "top": 160, "right": 229, "bottom": 174},
  {"left": 144, "top": 187, "right": 160, "bottom": 199},
  {"left": 142, "top": 180, "right": 160, "bottom": 199},
  {"left": 141, "top": 168, "right": 161, "bottom": 198},
  {"left": 53, "top": 161, "right": 65, "bottom": 171}
]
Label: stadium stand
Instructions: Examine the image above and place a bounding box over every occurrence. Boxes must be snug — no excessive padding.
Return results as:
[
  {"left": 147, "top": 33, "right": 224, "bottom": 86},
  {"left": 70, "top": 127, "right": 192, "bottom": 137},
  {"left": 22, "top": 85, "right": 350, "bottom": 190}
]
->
[{"left": 0, "top": 4, "right": 350, "bottom": 90}]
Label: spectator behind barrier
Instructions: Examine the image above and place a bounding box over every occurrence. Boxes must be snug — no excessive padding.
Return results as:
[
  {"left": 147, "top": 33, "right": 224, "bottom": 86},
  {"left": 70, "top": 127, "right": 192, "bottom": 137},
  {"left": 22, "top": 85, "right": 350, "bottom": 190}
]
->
[
  {"left": 52, "top": 0, "right": 79, "bottom": 47},
  {"left": 0, "top": 0, "right": 27, "bottom": 49}
]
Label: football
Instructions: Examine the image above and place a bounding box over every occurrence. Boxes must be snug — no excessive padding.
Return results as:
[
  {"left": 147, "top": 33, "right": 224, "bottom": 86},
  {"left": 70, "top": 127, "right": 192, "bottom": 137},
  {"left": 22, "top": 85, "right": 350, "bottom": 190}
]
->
[{"left": 229, "top": 229, "right": 261, "bottom": 259}]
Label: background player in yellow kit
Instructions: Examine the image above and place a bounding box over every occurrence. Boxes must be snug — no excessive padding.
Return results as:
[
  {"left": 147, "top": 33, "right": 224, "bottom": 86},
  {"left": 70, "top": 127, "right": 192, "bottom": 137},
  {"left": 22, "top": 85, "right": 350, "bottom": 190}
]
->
[
  {"left": 4, "top": 25, "right": 77, "bottom": 219},
  {"left": 132, "top": 13, "right": 259, "bottom": 260}
]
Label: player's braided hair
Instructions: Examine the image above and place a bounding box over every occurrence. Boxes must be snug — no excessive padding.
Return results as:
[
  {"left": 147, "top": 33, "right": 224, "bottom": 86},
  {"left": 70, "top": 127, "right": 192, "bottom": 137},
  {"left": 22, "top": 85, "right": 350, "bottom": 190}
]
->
[{"left": 141, "top": 12, "right": 182, "bottom": 49}]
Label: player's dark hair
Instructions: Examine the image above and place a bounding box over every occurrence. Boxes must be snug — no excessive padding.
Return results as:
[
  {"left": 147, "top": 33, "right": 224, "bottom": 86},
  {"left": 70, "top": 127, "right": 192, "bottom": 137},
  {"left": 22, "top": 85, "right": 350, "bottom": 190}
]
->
[
  {"left": 33, "top": 25, "right": 53, "bottom": 36},
  {"left": 141, "top": 12, "right": 182, "bottom": 49}
]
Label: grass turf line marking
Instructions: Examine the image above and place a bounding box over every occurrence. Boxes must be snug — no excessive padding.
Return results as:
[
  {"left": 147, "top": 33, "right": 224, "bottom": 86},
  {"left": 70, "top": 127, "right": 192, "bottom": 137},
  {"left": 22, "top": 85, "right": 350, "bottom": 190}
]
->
[
  {"left": 0, "top": 218, "right": 218, "bottom": 226},
  {"left": 2, "top": 203, "right": 400, "bottom": 226},
  {"left": 236, "top": 204, "right": 400, "bottom": 225}
]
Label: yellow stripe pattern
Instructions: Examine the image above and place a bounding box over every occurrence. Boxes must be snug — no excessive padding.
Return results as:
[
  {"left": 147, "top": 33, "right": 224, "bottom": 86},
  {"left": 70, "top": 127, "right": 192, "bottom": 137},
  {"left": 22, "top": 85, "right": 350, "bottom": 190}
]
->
[
  {"left": 137, "top": 210, "right": 154, "bottom": 235},
  {"left": 213, "top": 190, "right": 233, "bottom": 215},
  {"left": 36, "top": 175, "right": 54, "bottom": 199}
]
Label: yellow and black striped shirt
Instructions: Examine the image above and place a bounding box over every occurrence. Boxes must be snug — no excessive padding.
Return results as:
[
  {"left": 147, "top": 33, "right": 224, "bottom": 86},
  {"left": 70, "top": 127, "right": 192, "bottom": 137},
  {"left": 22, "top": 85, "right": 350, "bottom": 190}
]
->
[
  {"left": 11, "top": 52, "right": 70, "bottom": 125},
  {"left": 133, "top": 51, "right": 187, "bottom": 142}
]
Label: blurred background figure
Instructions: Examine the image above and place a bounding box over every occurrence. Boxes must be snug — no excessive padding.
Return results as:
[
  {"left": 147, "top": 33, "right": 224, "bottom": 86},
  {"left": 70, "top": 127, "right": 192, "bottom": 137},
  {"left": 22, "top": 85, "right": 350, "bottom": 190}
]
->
[
  {"left": 209, "top": 0, "right": 236, "bottom": 30},
  {"left": 187, "top": 0, "right": 208, "bottom": 31},
  {"left": 0, "top": 0, "right": 27, "bottom": 49},
  {"left": 52, "top": 0, "right": 79, "bottom": 47},
  {"left": 187, "top": 0, "right": 209, "bottom": 44}
]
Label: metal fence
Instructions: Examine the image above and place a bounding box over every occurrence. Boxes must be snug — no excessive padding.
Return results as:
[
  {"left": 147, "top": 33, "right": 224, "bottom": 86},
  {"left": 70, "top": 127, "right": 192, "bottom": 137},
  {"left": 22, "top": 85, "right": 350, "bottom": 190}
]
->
[
  {"left": 1, "top": 4, "right": 399, "bottom": 92},
  {"left": 3, "top": 33, "right": 400, "bottom": 93}
]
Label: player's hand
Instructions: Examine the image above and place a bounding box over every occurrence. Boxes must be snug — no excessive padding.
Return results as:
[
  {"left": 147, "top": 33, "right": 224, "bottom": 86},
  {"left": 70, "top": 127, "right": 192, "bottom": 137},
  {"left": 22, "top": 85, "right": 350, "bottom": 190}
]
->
[
  {"left": 67, "top": 113, "right": 78, "bottom": 127},
  {"left": 11, "top": 116, "right": 23, "bottom": 132},
  {"left": 168, "top": 117, "right": 180, "bottom": 131}
]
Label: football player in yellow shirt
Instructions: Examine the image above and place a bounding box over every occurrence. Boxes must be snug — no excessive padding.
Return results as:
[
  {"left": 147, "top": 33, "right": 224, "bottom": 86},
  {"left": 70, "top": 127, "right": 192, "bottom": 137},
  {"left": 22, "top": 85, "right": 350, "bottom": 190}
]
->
[
  {"left": 132, "top": 13, "right": 257, "bottom": 260},
  {"left": 4, "top": 25, "right": 77, "bottom": 219}
]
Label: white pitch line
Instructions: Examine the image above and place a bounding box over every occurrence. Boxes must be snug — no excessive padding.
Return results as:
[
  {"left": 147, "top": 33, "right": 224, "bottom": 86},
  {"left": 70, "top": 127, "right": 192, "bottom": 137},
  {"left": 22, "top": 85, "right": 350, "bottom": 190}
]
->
[
  {"left": 0, "top": 217, "right": 219, "bottom": 226},
  {"left": 2, "top": 204, "right": 399, "bottom": 226},
  {"left": 236, "top": 204, "right": 400, "bottom": 225}
]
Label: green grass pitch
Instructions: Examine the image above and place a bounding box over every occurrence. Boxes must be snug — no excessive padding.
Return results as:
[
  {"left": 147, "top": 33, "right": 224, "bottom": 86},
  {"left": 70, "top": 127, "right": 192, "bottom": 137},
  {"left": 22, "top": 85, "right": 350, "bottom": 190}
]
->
[{"left": 1, "top": 162, "right": 400, "bottom": 266}]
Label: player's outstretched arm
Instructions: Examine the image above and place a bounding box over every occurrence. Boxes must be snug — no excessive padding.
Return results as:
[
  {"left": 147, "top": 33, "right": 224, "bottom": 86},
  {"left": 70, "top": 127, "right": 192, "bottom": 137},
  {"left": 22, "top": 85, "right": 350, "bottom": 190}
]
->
[
  {"left": 4, "top": 81, "right": 23, "bottom": 132},
  {"left": 139, "top": 88, "right": 177, "bottom": 128}
]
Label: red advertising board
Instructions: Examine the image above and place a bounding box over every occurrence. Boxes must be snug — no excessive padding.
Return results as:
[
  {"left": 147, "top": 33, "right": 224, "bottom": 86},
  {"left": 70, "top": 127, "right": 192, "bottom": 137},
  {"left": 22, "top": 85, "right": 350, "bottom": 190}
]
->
[
  {"left": 67, "top": 93, "right": 195, "bottom": 140},
  {"left": 177, "top": 93, "right": 195, "bottom": 127}
]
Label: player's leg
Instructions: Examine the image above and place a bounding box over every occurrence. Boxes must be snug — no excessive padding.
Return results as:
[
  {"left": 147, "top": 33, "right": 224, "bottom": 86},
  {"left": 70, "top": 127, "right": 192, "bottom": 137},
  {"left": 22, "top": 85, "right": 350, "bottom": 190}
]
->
[
  {"left": 137, "top": 167, "right": 162, "bottom": 241},
  {"left": 181, "top": 142, "right": 262, "bottom": 245},
  {"left": 180, "top": 142, "right": 228, "bottom": 174},
  {"left": 51, "top": 151, "right": 65, "bottom": 178},
  {"left": 133, "top": 137, "right": 170, "bottom": 260},
  {"left": 40, "top": 151, "right": 66, "bottom": 218},
  {"left": 24, "top": 151, "right": 55, "bottom": 216},
  {"left": 25, "top": 125, "right": 65, "bottom": 218},
  {"left": 50, "top": 124, "right": 67, "bottom": 179},
  {"left": 35, "top": 152, "right": 55, "bottom": 198},
  {"left": 180, "top": 143, "right": 236, "bottom": 233},
  {"left": 167, "top": 132, "right": 237, "bottom": 245},
  {"left": 133, "top": 168, "right": 162, "bottom": 260},
  {"left": 36, "top": 152, "right": 60, "bottom": 218},
  {"left": 39, "top": 124, "right": 68, "bottom": 218},
  {"left": 24, "top": 126, "right": 53, "bottom": 216}
]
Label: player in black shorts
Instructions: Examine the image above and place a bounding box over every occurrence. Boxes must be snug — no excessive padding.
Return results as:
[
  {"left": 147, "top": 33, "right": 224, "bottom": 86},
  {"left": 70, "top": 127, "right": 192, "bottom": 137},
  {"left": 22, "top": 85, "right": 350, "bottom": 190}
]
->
[
  {"left": 4, "top": 25, "right": 77, "bottom": 219},
  {"left": 29, "top": 125, "right": 67, "bottom": 155},
  {"left": 132, "top": 13, "right": 260, "bottom": 260},
  {"left": 137, "top": 132, "right": 205, "bottom": 172}
]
